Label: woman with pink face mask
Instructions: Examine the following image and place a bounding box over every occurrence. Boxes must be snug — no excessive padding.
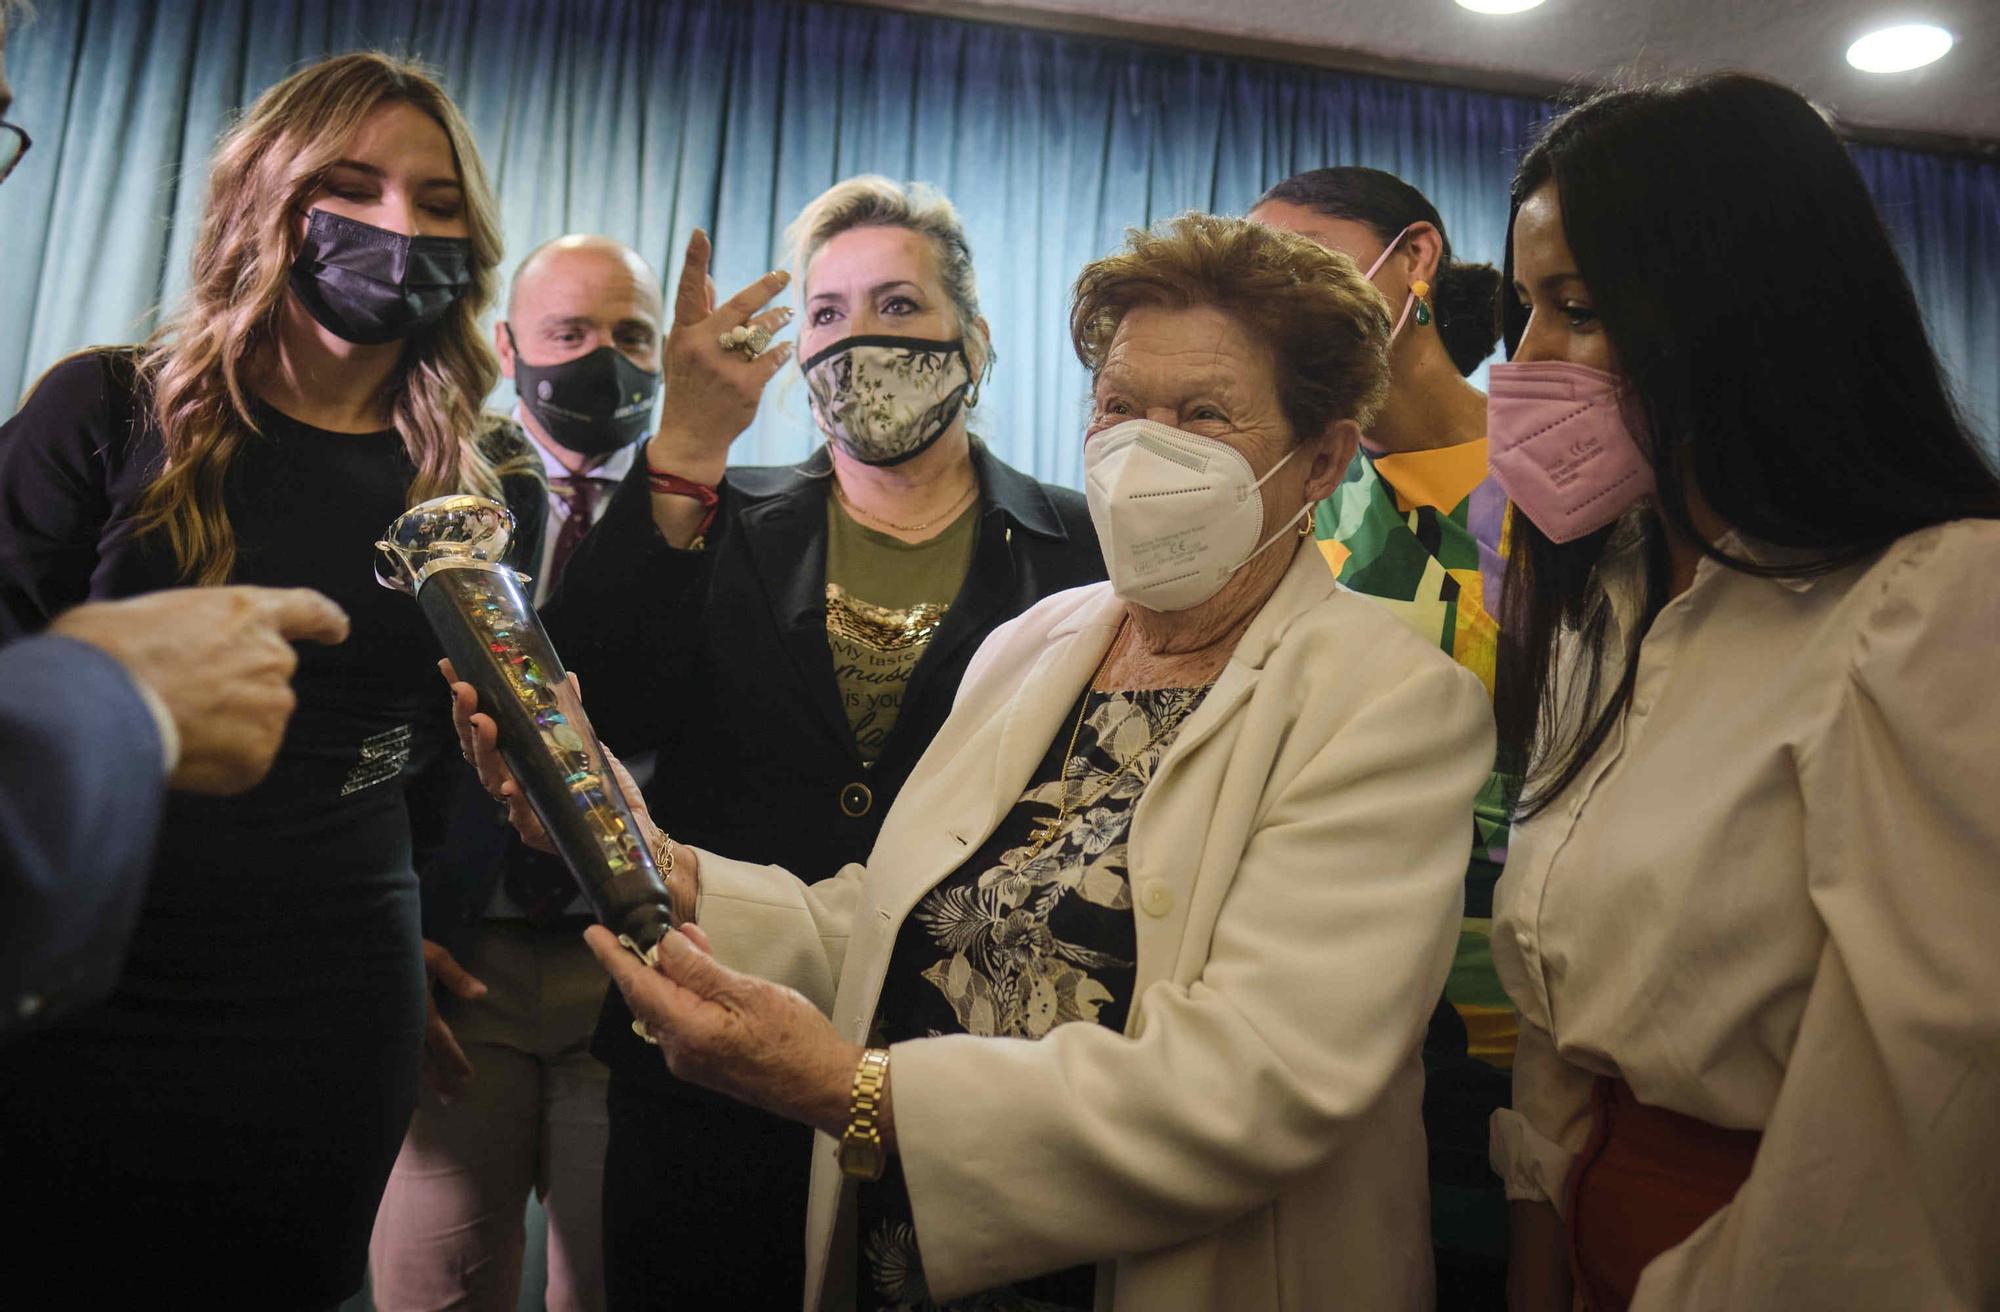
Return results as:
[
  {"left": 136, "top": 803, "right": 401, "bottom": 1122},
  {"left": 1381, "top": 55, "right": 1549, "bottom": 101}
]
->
[{"left": 1486, "top": 75, "right": 2000, "bottom": 1311}]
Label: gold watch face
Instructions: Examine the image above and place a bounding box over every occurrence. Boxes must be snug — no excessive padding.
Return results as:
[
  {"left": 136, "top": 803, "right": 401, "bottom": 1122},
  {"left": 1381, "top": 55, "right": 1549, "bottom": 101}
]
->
[{"left": 838, "top": 1130, "right": 887, "bottom": 1181}]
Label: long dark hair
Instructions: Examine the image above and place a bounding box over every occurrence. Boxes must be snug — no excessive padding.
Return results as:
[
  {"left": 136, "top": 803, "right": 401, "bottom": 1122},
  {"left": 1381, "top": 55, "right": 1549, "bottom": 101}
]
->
[
  {"left": 1257, "top": 166, "right": 1502, "bottom": 375},
  {"left": 1496, "top": 73, "right": 2000, "bottom": 818}
]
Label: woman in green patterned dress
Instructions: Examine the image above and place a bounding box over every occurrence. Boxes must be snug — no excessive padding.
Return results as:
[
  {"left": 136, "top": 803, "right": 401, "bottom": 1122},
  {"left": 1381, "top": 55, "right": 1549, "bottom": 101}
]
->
[{"left": 1253, "top": 167, "right": 1515, "bottom": 1307}]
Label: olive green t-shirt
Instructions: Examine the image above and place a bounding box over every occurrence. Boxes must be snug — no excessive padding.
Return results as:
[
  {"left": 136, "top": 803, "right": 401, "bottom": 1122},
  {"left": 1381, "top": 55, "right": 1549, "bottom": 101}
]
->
[{"left": 824, "top": 496, "right": 978, "bottom": 762}]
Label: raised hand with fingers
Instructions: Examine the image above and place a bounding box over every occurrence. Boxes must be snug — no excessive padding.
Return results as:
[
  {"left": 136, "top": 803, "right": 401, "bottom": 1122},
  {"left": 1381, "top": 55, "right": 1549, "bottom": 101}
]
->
[{"left": 645, "top": 229, "right": 794, "bottom": 547}]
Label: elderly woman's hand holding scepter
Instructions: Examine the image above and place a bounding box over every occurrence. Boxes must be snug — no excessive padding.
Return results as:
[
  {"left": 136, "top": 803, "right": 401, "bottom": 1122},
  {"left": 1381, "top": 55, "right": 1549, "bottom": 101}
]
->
[
  {"left": 444, "top": 662, "right": 876, "bottom": 1137},
  {"left": 443, "top": 659, "right": 698, "bottom": 930}
]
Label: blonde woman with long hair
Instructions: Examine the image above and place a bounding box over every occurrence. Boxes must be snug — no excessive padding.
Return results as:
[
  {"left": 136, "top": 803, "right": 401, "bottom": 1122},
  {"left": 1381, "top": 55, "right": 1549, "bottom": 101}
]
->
[{"left": 0, "top": 52, "right": 542, "bottom": 1304}]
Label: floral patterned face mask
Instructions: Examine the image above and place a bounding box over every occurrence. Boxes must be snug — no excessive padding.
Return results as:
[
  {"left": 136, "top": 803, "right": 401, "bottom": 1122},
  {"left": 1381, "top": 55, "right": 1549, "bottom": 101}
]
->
[{"left": 801, "top": 334, "right": 974, "bottom": 466}]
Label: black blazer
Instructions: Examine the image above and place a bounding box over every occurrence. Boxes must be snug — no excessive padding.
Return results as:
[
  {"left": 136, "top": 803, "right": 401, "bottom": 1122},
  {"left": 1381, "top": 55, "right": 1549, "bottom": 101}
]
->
[{"left": 541, "top": 440, "right": 1104, "bottom": 1081}]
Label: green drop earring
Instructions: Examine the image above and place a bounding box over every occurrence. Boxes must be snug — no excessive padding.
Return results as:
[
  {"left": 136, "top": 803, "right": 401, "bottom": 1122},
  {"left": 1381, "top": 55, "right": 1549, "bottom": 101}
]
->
[{"left": 1412, "top": 278, "right": 1433, "bottom": 327}]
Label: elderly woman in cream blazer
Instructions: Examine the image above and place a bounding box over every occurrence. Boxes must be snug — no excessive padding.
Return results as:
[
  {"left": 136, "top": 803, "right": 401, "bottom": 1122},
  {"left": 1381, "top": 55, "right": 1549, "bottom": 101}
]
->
[{"left": 458, "top": 214, "right": 1495, "bottom": 1310}]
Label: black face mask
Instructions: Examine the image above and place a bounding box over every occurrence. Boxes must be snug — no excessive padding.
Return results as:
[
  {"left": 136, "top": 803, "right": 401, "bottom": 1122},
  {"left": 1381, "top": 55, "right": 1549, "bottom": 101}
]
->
[
  {"left": 289, "top": 209, "right": 475, "bottom": 345},
  {"left": 505, "top": 324, "right": 661, "bottom": 457}
]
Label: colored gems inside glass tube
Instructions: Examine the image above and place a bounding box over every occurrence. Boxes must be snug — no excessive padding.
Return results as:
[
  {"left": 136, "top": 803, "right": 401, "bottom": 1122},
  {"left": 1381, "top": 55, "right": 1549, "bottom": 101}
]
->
[
  {"left": 376, "top": 494, "right": 673, "bottom": 955},
  {"left": 457, "top": 572, "right": 646, "bottom": 880}
]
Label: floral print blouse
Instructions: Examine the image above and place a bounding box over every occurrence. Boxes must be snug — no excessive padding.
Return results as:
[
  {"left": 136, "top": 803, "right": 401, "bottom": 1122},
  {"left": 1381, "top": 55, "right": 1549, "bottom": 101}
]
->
[{"left": 857, "top": 684, "right": 1209, "bottom": 1311}]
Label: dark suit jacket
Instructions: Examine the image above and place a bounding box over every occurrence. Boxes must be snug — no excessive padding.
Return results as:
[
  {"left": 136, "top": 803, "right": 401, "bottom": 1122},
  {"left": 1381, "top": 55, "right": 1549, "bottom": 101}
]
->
[
  {"left": 0, "top": 635, "right": 168, "bottom": 1037},
  {"left": 541, "top": 441, "right": 1105, "bottom": 1085}
]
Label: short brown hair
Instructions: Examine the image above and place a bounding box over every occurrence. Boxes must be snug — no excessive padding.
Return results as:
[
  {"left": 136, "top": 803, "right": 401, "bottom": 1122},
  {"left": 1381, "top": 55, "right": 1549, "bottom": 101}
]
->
[{"left": 1070, "top": 212, "right": 1391, "bottom": 441}]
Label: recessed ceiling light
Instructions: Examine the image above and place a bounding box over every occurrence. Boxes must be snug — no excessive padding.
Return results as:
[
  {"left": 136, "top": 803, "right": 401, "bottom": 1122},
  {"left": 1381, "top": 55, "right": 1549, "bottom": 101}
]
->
[
  {"left": 1846, "top": 23, "right": 1954, "bottom": 73},
  {"left": 1455, "top": 0, "right": 1547, "bottom": 13}
]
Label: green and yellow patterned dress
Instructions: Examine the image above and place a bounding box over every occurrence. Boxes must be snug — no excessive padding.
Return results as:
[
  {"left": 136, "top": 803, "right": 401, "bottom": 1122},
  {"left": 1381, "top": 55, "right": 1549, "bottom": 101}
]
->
[{"left": 1313, "top": 437, "right": 1517, "bottom": 1295}]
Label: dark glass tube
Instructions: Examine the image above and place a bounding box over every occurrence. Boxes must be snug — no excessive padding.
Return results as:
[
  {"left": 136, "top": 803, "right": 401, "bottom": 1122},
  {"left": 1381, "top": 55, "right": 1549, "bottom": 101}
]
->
[{"left": 417, "top": 561, "right": 674, "bottom": 953}]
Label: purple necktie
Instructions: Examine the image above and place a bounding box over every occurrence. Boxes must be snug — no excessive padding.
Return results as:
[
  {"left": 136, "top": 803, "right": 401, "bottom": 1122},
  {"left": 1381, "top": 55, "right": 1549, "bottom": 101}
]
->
[{"left": 546, "top": 475, "right": 601, "bottom": 586}]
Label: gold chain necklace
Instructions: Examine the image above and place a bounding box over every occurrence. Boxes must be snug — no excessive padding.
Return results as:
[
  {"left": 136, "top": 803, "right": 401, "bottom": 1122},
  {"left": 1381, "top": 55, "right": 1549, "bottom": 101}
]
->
[
  {"left": 1021, "top": 621, "right": 1207, "bottom": 860},
  {"left": 833, "top": 477, "right": 977, "bottom": 535}
]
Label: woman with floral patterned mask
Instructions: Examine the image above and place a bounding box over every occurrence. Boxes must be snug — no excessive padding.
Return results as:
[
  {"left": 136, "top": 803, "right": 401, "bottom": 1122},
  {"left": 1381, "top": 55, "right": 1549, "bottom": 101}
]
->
[{"left": 536, "top": 175, "right": 1104, "bottom": 1309}]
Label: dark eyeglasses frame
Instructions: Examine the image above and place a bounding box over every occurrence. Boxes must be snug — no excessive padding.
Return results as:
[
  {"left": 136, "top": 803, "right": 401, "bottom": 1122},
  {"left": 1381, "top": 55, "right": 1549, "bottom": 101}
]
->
[{"left": 0, "top": 122, "right": 31, "bottom": 184}]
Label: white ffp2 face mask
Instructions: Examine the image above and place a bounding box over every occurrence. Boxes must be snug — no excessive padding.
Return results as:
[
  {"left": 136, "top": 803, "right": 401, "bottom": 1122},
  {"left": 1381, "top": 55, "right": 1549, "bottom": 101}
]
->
[{"left": 1083, "top": 418, "right": 1307, "bottom": 612}]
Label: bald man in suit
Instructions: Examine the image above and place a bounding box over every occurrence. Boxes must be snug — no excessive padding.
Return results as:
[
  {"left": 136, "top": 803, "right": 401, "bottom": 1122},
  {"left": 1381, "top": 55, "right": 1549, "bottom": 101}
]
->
[{"left": 369, "top": 234, "right": 662, "bottom": 1312}]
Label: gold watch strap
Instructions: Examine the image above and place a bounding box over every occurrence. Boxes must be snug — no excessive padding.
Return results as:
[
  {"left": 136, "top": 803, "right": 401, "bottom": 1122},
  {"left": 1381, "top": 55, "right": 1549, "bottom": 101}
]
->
[{"left": 840, "top": 1047, "right": 891, "bottom": 1180}]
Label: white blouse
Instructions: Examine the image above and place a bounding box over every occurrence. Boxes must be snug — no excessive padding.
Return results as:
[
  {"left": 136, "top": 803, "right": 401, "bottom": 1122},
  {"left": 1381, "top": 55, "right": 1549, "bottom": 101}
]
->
[{"left": 1489, "top": 519, "right": 2000, "bottom": 1310}]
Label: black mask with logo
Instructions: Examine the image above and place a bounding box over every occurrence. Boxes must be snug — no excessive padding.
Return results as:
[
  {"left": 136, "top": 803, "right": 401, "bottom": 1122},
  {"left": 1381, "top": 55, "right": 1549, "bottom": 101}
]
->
[
  {"left": 289, "top": 209, "right": 475, "bottom": 345},
  {"left": 504, "top": 324, "right": 661, "bottom": 457}
]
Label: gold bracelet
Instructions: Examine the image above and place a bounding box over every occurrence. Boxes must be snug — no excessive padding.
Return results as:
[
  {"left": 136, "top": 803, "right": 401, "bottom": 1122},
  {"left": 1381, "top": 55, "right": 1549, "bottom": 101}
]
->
[{"left": 837, "top": 1048, "right": 891, "bottom": 1181}]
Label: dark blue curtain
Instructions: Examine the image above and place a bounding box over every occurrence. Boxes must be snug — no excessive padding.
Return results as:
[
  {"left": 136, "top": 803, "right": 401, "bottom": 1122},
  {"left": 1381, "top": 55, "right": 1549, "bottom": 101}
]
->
[
  {"left": 3, "top": 0, "right": 1993, "bottom": 484},
  {"left": 1851, "top": 145, "right": 2000, "bottom": 446}
]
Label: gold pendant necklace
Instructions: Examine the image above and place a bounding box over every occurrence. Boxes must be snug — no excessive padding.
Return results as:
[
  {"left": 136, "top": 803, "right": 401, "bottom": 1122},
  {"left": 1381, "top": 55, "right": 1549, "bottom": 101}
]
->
[
  {"left": 833, "top": 477, "right": 977, "bottom": 535},
  {"left": 1020, "top": 620, "right": 1207, "bottom": 861}
]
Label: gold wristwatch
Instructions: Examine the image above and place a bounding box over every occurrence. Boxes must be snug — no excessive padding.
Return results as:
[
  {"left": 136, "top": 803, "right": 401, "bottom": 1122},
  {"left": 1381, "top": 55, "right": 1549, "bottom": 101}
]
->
[{"left": 837, "top": 1047, "right": 891, "bottom": 1181}]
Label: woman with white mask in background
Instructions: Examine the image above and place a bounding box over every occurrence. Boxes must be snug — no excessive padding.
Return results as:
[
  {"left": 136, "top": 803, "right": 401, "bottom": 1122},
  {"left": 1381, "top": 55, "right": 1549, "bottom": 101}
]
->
[
  {"left": 537, "top": 175, "right": 1103, "bottom": 1309},
  {"left": 464, "top": 213, "right": 1495, "bottom": 1310}
]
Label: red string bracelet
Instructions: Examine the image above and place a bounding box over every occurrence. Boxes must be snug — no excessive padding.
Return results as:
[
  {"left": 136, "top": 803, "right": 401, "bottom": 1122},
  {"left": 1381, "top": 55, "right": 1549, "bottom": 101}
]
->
[{"left": 646, "top": 468, "right": 720, "bottom": 543}]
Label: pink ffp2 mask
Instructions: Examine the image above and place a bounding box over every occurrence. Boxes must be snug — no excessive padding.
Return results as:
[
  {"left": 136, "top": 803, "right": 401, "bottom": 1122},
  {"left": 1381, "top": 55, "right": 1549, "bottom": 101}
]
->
[
  {"left": 1363, "top": 225, "right": 1419, "bottom": 342},
  {"left": 1486, "top": 361, "right": 1655, "bottom": 543}
]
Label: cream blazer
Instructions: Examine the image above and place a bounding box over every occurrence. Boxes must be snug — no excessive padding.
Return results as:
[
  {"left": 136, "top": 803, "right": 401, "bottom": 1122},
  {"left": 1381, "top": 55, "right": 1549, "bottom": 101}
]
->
[
  {"left": 1491, "top": 521, "right": 2000, "bottom": 1308},
  {"left": 695, "top": 544, "right": 1496, "bottom": 1311}
]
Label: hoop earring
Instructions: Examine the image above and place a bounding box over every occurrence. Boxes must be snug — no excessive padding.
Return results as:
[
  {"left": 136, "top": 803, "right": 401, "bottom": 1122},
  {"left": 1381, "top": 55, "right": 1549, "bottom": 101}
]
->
[{"left": 1297, "top": 513, "right": 1314, "bottom": 539}]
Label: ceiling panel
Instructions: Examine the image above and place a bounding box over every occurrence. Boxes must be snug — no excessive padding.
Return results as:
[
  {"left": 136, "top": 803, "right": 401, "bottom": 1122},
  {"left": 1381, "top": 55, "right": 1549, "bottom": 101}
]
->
[{"left": 869, "top": 0, "right": 1998, "bottom": 151}]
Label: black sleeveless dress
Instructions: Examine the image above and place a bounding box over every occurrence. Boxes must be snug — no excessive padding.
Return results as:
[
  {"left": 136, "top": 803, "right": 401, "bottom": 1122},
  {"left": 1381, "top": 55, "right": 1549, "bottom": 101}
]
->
[{"left": 0, "top": 352, "right": 543, "bottom": 1308}]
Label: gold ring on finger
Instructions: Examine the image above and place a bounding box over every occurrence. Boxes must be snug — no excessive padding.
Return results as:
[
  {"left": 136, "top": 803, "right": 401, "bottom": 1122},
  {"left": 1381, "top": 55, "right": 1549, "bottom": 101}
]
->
[{"left": 717, "top": 324, "right": 771, "bottom": 362}]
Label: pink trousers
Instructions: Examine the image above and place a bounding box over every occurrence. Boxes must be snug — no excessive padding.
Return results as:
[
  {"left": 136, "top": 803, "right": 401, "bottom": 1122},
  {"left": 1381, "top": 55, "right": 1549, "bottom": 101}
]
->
[{"left": 370, "top": 923, "right": 611, "bottom": 1312}]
